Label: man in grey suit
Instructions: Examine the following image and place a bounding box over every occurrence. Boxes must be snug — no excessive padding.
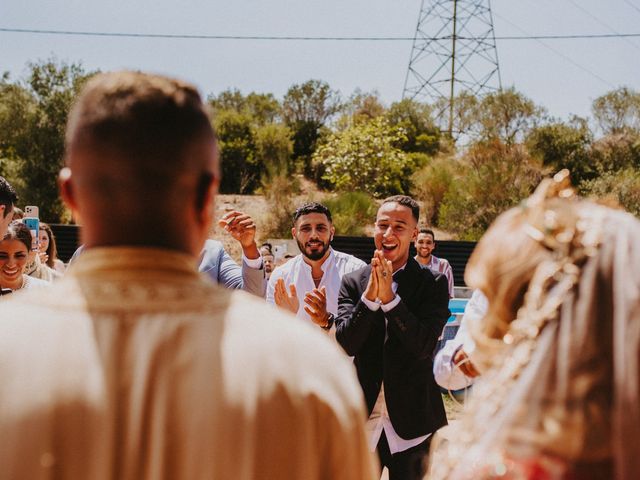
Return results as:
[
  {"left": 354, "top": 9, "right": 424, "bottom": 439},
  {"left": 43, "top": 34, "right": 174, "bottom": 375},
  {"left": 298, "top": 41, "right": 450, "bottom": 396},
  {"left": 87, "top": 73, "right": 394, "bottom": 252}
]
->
[{"left": 199, "top": 209, "right": 265, "bottom": 297}]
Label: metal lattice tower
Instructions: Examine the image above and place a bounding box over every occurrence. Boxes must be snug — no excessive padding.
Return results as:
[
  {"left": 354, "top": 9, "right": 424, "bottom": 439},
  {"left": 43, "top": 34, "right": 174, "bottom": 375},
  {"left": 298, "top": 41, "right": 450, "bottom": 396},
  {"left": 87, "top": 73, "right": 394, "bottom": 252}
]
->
[{"left": 403, "top": 0, "right": 502, "bottom": 137}]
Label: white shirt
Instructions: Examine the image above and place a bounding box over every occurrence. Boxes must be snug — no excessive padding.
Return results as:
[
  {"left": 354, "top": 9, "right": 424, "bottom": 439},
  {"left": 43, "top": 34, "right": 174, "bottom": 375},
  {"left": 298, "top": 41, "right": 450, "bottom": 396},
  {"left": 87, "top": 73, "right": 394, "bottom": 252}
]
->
[
  {"left": 360, "top": 266, "right": 429, "bottom": 454},
  {"left": 433, "top": 289, "right": 488, "bottom": 391},
  {"left": 266, "top": 248, "right": 365, "bottom": 324}
]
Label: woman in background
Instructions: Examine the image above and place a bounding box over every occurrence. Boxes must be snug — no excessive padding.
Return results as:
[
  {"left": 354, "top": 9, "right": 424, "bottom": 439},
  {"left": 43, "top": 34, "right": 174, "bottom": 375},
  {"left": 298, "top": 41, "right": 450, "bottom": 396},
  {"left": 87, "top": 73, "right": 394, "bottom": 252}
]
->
[
  {"left": 0, "top": 221, "right": 49, "bottom": 293},
  {"left": 39, "top": 222, "right": 66, "bottom": 273},
  {"left": 428, "top": 170, "right": 640, "bottom": 479}
]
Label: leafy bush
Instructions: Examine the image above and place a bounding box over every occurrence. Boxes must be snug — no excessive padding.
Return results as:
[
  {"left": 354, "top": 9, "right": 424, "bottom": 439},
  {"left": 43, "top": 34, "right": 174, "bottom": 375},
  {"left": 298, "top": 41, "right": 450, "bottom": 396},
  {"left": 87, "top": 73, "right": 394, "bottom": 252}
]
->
[
  {"left": 526, "top": 120, "right": 595, "bottom": 184},
  {"left": 411, "top": 155, "right": 456, "bottom": 226},
  {"left": 323, "top": 192, "right": 377, "bottom": 236},
  {"left": 313, "top": 118, "right": 416, "bottom": 197},
  {"left": 438, "top": 141, "right": 547, "bottom": 240},
  {"left": 262, "top": 172, "right": 302, "bottom": 238},
  {"left": 580, "top": 167, "right": 640, "bottom": 217}
]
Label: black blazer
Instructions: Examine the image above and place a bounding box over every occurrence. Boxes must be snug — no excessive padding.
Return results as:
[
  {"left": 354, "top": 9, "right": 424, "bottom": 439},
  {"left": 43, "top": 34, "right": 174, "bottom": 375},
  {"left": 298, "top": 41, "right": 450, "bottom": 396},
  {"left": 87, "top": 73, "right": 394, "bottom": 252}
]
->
[{"left": 336, "top": 257, "right": 450, "bottom": 439}]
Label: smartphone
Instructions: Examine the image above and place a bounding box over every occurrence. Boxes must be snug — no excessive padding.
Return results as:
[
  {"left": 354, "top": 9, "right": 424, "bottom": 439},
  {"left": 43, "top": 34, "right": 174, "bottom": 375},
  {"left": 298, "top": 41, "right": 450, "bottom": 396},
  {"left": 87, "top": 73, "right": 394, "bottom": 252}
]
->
[
  {"left": 24, "top": 205, "right": 39, "bottom": 250},
  {"left": 24, "top": 206, "right": 39, "bottom": 219}
]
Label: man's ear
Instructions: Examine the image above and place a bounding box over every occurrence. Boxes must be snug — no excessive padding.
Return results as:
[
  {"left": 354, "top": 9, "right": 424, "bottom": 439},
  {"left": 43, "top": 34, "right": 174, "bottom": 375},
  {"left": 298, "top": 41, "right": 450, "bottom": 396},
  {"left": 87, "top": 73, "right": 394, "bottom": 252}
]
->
[
  {"left": 330, "top": 224, "right": 335, "bottom": 242},
  {"left": 291, "top": 227, "right": 297, "bottom": 240},
  {"left": 198, "top": 174, "right": 218, "bottom": 230},
  {"left": 411, "top": 227, "right": 418, "bottom": 242},
  {"left": 58, "top": 168, "right": 80, "bottom": 221}
]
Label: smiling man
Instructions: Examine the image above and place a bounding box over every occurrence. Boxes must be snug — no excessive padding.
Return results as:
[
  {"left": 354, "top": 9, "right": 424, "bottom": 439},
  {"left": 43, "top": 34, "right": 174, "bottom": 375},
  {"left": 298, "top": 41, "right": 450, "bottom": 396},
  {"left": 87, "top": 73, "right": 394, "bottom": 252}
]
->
[
  {"left": 414, "top": 228, "right": 454, "bottom": 298},
  {"left": 266, "top": 202, "right": 365, "bottom": 332},
  {"left": 336, "top": 195, "right": 450, "bottom": 480}
]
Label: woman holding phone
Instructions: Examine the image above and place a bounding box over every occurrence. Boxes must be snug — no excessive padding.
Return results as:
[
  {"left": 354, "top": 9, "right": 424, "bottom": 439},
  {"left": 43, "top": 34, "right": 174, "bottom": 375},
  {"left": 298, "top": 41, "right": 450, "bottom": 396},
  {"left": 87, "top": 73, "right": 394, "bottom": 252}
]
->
[{"left": 0, "top": 221, "right": 48, "bottom": 293}]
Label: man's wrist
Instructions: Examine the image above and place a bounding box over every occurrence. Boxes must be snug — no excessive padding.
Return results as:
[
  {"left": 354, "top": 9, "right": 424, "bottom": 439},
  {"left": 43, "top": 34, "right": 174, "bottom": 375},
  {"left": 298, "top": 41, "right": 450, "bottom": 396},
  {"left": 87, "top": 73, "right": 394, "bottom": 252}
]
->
[
  {"left": 241, "top": 241, "right": 260, "bottom": 260},
  {"left": 321, "top": 313, "right": 334, "bottom": 330}
]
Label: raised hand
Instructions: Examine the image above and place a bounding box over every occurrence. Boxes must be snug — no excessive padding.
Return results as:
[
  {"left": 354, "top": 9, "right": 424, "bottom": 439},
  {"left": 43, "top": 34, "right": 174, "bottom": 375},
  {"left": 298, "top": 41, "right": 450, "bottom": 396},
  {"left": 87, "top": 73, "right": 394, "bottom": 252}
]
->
[
  {"left": 274, "top": 278, "right": 299, "bottom": 314},
  {"left": 218, "top": 210, "right": 260, "bottom": 259},
  {"left": 303, "top": 286, "right": 330, "bottom": 327},
  {"left": 453, "top": 349, "right": 480, "bottom": 378},
  {"left": 374, "top": 250, "right": 395, "bottom": 304},
  {"left": 364, "top": 255, "right": 380, "bottom": 302}
]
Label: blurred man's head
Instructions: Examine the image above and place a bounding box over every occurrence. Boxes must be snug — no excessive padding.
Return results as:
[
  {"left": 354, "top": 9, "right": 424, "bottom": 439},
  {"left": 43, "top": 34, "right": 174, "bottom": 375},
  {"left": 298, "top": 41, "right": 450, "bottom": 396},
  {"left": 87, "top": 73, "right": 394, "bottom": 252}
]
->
[
  {"left": 0, "top": 176, "right": 18, "bottom": 237},
  {"left": 60, "top": 72, "right": 219, "bottom": 255},
  {"left": 292, "top": 202, "right": 335, "bottom": 262},
  {"left": 262, "top": 253, "right": 275, "bottom": 277}
]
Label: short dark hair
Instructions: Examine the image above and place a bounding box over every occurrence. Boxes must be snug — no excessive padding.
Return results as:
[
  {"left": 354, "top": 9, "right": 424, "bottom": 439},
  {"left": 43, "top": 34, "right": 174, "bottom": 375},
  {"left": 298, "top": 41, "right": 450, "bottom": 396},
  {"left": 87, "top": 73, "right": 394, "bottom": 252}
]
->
[
  {"left": 419, "top": 228, "right": 435, "bottom": 240},
  {"left": 382, "top": 195, "right": 419, "bottom": 223},
  {"left": 0, "top": 176, "right": 18, "bottom": 218},
  {"left": 293, "top": 202, "right": 332, "bottom": 225},
  {"left": 260, "top": 242, "right": 273, "bottom": 252},
  {"left": 3, "top": 221, "right": 33, "bottom": 252}
]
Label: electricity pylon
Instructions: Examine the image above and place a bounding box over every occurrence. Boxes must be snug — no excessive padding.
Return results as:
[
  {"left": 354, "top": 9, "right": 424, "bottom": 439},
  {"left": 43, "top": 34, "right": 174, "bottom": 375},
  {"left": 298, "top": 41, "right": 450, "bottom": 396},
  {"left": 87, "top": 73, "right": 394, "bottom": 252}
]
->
[{"left": 403, "top": 0, "right": 502, "bottom": 137}]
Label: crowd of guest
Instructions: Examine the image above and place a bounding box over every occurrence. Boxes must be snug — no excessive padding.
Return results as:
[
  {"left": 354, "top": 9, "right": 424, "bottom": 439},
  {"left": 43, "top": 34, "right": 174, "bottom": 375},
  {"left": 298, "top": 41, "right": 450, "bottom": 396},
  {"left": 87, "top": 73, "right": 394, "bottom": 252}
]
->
[{"left": 0, "top": 70, "right": 638, "bottom": 480}]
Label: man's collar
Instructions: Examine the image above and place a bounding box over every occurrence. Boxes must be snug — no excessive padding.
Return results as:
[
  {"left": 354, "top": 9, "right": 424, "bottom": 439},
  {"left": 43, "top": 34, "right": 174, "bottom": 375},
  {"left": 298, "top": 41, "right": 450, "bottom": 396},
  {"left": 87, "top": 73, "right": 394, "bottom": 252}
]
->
[{"left": 70, "top": 246, "right": 200, "bottom": 278}]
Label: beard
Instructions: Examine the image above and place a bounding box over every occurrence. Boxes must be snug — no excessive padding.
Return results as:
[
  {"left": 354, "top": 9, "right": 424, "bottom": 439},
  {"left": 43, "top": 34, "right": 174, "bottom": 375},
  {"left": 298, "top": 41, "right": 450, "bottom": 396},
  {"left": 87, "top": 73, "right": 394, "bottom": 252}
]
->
[
  {"left": 416, "top": 249, "right": 432, "bottom": 259},
  {"left": 297, "top": 238, "right": 331, "bottom": 261}
]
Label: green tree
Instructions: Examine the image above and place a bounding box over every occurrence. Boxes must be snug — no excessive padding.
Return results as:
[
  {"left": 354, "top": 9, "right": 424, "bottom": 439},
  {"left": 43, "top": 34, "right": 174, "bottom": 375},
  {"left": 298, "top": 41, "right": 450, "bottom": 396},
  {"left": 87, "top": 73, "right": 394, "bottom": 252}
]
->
[
  {"left": 411, "top": 155, "right": 456, "bottom": 226},
  {"left": 282, "top": 80, "right": 342, "bottom": 176},
  {"left": 254, "top": 123, "right": 294, "bottom": 178},
  {"left": 386, "top": 99, "right": 441, "bottom": 155},
  {"left": 214, "top": 110, "right": 258, "bottom": 193},
  {"left": 475, "top": 87, "right": 545, "bottom": 145},
  {"left": 323, "top": 192, "right": 377, "bottom": 236},
  {"left": 592, "top": 87, "right": 640, "bottom": 135},
  {"left": 527, "top": 119, "right": 595, "bottom": 184},
  {"left": 580, "top": 168, "right": 640, "bottom": 217},
  {"left": 313, "top": 117, "right": 415, "bottom": 197},
  {"left": 209, "top": 89, "right": 281, "bottom": 125},
  {"left": 338, "top": 90, "right": 386, "bottom": 127},
  {"left": 0, "top": 60, "right": 93, "bottom": 222},
  {"left": 439, "top": 140, "right": 547, "bottom": 239},
  {"left": 589, "top": 131, "right": 640, "bottom": 174}
]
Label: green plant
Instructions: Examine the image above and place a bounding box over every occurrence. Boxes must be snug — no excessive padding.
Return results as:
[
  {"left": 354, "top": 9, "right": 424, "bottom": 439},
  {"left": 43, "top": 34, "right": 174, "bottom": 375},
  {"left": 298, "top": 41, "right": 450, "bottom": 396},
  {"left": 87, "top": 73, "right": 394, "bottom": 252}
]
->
[
  {"left": 411, "top": 155, "right": 456, "bottom": 226},
  {"left": 313, "top": 117, "right": 416, "bottom": 197},
  {"left": 323, "top": 192, "right": 377, "bottom": 236},
  {"left": 579, "top": 167, "right": 640, "bottom": 217},
  {"left": 438, "top": 141, "right": 547, "bottom": 240}
]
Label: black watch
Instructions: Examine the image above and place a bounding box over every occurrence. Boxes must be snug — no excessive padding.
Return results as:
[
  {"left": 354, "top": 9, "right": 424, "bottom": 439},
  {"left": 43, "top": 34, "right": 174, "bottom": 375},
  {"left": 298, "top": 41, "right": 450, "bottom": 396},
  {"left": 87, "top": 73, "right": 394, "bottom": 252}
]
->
[{"left": 321, "top": 313, "right": 335, "bottom": 331}]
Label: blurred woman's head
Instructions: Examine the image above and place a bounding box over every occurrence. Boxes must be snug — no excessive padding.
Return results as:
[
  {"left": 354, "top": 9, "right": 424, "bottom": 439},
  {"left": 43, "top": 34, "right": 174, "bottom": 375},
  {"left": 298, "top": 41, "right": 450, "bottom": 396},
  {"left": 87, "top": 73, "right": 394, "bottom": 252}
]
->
[
  {"left": 0, "top": 221, "right": 32, "bottom": 289},
  {"left": 38, "top": 223, "right": 58, "bottom": 268}
]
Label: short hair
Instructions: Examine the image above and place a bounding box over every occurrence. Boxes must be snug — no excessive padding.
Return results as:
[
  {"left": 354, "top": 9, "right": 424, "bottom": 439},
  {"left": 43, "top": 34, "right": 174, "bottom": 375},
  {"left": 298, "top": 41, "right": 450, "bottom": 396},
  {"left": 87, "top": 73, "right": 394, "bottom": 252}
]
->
[
  {"left": 0, "top": 176, "right": 17, "bottom": 219},
  {"left": 382, "top": 195, "right": 419, "bottom": 223},
  {"left": 260, "top": 242, "right": 273, "bottom": 252},
  {"left": 418, "top": 228, "right": 435, "bottom": 240},
  {"left": 293, "top": 202, "right": 332, "bottom": 225},
  {"left": 3, "top": 221, "right": 32, "bottom": 252},
  {"left": 65, "top": 71, "right": 217, "bottom": 209}
]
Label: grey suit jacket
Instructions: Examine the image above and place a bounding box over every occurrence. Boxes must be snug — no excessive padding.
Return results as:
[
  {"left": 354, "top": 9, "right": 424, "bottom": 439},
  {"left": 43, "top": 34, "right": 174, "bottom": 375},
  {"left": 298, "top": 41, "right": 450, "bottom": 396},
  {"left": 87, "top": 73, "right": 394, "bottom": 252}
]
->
[{"left": 198, "top": 240, "right": 265, "bottom": 297}]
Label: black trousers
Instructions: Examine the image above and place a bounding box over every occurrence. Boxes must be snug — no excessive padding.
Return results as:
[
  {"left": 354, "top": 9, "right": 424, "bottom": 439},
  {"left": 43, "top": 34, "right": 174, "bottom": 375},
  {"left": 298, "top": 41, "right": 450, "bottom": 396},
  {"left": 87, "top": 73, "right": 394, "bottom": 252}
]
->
[{"left": 376, "top": 431, "right": 432, "bottom": 480}]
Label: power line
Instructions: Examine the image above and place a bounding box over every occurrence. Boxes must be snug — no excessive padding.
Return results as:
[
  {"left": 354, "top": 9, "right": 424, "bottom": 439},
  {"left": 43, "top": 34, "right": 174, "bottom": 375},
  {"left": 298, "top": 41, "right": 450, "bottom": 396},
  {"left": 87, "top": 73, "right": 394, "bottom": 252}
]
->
[
  {"left": 624, "top": 0, "right": 640, "bottom": 15},
  {"left": 1, "top": 27, "right": 640, "bottom": 41},
  {"left": 565, "top": 0, "right": 640, "bottom": 52},
  {"left": 492, "top": 11, "right": 616, "bottom": 89}
]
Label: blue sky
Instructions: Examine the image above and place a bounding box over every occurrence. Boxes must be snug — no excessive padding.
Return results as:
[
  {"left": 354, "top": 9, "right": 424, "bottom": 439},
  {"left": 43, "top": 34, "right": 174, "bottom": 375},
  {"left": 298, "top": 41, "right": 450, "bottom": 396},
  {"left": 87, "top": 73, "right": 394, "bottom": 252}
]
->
[{"left": 1, "top": 0, "right": 639, "bottom": 122}]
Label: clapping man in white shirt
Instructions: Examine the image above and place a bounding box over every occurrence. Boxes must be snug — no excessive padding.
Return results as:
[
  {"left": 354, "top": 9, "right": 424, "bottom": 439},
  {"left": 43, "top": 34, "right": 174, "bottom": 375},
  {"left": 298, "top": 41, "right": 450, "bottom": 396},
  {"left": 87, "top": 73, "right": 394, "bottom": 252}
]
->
[{"left": 267, "top": 202, "right": 365, "bottom": 332}]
